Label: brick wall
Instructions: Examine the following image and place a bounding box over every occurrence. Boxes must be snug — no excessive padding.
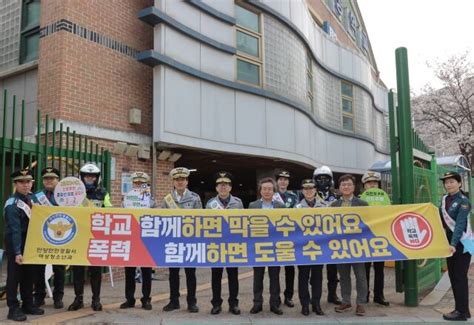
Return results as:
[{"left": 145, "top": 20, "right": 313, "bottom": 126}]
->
[
  {"left": 36, "top": 0, "right": 157, "bottom": 203},
  {"left": 37, "top": 0, "right": 154, "bottom": 135}
]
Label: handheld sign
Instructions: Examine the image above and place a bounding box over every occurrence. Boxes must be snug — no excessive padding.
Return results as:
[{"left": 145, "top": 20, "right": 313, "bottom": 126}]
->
[
  {"left": 54, "top": 177, "right": 87, "bottom": 207},
  {"left": 360, "top": 188, "right": 391, "bottom": 206},
  {"left": 123, "top": 185, "right": 151, "bottom": 208}
]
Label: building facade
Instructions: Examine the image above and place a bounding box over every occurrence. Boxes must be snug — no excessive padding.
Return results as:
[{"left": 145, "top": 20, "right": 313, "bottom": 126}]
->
[{"left": 0, "top": 0, "right": 389, "bottom": 205}]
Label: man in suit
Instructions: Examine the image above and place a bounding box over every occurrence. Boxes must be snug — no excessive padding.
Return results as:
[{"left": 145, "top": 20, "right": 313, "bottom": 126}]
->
[
  {"left": 249, "top": 177, "right": 285, "bottom": 315},
  {"left": 206, "top": 171, "right": 243, "bottom": 315},
  {"left": 331, "top": 174, "right": 369, "bottom": 316}
]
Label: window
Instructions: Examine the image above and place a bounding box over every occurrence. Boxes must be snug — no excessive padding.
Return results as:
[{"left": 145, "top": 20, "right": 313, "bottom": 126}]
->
[
  {"left": 306, "top": 53, "right": 314, "bottom": 112},
  {"left": 20, "top": 0, "right": 41, "bottom": 64},
  {"left": 235, "top": 2, "right": 262, "bottom": 86},
  {"left": 341, "top": 81, "right": 354, "bottom": 131}
]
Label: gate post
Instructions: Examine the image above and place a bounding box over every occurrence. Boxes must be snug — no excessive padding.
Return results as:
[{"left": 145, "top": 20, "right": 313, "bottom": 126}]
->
[{"left": 395, "top": 47, "right": 418, "bottom": 306}]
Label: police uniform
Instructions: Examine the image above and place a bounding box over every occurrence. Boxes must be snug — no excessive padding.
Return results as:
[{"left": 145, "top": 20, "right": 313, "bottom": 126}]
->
[
  {"left": 33, "top": 167, "right": 66, "bottom": 309},
  {"left": 206, "top": 172, "right": 243, "bottom": 315},
  {"left": 439, "top": 172, "right": 472, "bottom": 321},
  {"left": 4, "top": 169, "right": 44, "bottom": 321},
  {"left": 162, "top": 167, "right": 202, "bottom": 313},
  {"left": 249, "top": 196, "right": 285, "bottom": 315},
  {"left": 121, "top": 172, "right": 153, "bottom": 310},
  {"left": 273, "top": 170, "right": 298, "bottom": 307},
  {"left": 313, "top": 166, "right": 341, "bottom": 305},
  {"left": 296, "top": 179, "right": 325, "bottom": 316},
  {"left": 69, "top": 163, "right": 112, "bottom": 312}
]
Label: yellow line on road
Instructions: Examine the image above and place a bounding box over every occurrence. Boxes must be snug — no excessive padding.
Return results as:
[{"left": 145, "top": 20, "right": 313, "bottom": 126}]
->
[{"left": 34, "top": 270, "right": 255, "bottom": 323}]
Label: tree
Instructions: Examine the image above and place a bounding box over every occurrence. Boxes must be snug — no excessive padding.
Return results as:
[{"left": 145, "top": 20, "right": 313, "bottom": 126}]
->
[{"left": 412, "top": 51, "right": 474, "bottom": 172}]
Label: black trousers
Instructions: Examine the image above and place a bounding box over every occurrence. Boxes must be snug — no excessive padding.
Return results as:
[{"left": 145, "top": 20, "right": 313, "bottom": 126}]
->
[
  {"left": 72, "top": 266, "right": 102, "bottom": 301},
  {"left": 447, "top": 246, "right": 471, "bottom": 314},
  {"left": 34, "top": 264, "right": 66, "bottom": 302},
  {"left": 298, "top": 265, "right": 323, "bottom": 307},
  {"left": 365, "top": 261, "right": 385, "bottom": 298},
  {"left": 326, "top": 264, "right": 339, "bottom": 295},
  {"left": 169, "top": 267, "right": 196, "bottom": 305},
  {"left": 211, "top": 267, "right": 239, "bottom": 307},
  {"left": 125, "top": 267, "right": 152, "bottom": 302},
  {"left": 284, "top": 265, "right": 295, "bottom": 300},
  {"left": 6, "top": 254, "right": 34, "bottom": 310},
  {"left": 253, "top": 266, "right": 281, "bottom": 307}
]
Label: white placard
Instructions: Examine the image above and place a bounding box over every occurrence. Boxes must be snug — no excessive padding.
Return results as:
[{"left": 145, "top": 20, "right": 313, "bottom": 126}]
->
[
  {"left": 123, "top": 186, "right": 151, "bottom": 208},
  {"left": 54, "top": 177, "right": 86, "bottom": 207}
]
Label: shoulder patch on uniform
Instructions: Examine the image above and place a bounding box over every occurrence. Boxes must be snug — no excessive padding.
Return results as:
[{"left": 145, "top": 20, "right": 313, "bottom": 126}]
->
[
  {"left": 461, "top": 204, "right": 470, "bottom": 209},
  {"left": 4, "top": 197, "right": 15, "bottom": 208}
]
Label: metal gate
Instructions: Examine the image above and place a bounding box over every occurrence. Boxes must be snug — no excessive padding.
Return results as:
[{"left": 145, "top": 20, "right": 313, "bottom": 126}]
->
[{"left": 0, "top": 89, "right": 112, "bottom": 245}]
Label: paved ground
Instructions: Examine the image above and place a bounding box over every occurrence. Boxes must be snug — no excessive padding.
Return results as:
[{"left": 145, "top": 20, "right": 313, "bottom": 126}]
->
[{"left": 0, "top": 264, "right": 472, "bottom": 324}]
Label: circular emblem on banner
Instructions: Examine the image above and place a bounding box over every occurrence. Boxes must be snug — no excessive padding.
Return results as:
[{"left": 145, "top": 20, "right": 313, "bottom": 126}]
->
[
  {"left": 54, "top": 177, "right": 86, "bottom": 207},
  {"left": 43, "top": 213, "right": 77, "bottom": 246},
  {"left": 391, "top": 212, "right": 432, "bottom": 249}
]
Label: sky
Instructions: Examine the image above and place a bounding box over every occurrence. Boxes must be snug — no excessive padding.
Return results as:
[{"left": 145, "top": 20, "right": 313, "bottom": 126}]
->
[{"left": 357, "top": 0, "right": 474, "bottom": 94}]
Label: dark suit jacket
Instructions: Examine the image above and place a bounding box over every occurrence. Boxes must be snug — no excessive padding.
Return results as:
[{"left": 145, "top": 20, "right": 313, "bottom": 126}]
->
[
  {"left": 248, "top": 199, "right": 286, "bottom": 209},
  {"left": 330, "top": 196, "right": 368, "bottom": 207}
]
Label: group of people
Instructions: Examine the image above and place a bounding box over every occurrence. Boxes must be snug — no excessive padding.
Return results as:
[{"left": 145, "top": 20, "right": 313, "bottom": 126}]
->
[{"left": 3, "top": 162, "right": 471, "bottom": 321}]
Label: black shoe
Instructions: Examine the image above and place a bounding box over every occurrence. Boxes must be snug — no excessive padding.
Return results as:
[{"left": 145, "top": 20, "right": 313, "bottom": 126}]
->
[
  {"left": 120, "top": 300, "right": 135, "bottom": 309},
  {"left": 21, "top": 306, "right": 45, "bottom": 315},
  {"left": 301, "top": 305, "right": 310, "bottom": 316},
  {"left": 163, "top": 302, "right": 180, "bottom": 312},
  {"left": 229, "top": 305, "right": 240, "bottom": 315},
  {"left": 270, "top": 305, "right": 283, "bottom": 315},
  {"left": 68, "top": 297, "right": 84, "bottom": 311},
  {"left": 188, "top": 304, "right": 199, "bottom": 313},
  {"left": 33, "top": 298, "right": 45, "bottom": 308},
  {"left": 7, "top": 308, "right": 27, "bottom": 322},
  {"left": 211, "top": 305, "right": 221, "bottom": 315},
  {"left": 250, "top": 305, "right": 262, "bottom": 314},
  {"left": 374, "top": 297, "right": 390, "bottom": 306},
  {"left": 328, "top": 294, "right": 342, "bottom": 305},
  {"left": 141, "top": 299, "right": 152, "bottom": 311},
  {"left": 284, "top": 298, "right": 294, "bottom": 308},
  {"left": 91, "top": 300, "right": 102, "bottom": 311},
  {"left": 443, "top": 310, "right": 467, "bottom": 321},
  {"left": 54, "top": 300, "right": 64, "bottom": 309},
  {"left": 312, "top": 304, "right": 325, "bottom": 315}
]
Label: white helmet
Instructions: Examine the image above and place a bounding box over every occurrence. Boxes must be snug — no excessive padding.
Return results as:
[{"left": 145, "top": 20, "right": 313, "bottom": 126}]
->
[
  {"left": 80, "top": 162, "right": 101, "bottom": 187},
  {"left": 313, "top": 165, "right": 333, "bottom": 179},
  {"left": 362, "top": 171, "right": 381, "bottom": 184}
]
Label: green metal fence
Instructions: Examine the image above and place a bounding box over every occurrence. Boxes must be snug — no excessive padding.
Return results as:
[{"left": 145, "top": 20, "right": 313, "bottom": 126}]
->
[{"left": 0, "top": 89, "right": 112, "bottom": 245}]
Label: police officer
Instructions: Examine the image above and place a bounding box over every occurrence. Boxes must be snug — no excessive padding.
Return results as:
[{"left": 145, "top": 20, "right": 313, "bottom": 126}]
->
[
  {"left": 361, "top": 171, "right": 389, "bottom": 306},
  {"left": 120, "top": 172, "right": 153, "bottom": 311},
  {"left": 4, "top": 168, "right": 45, "bottom": 321},
  {"left": 162, "top": 167, "right": 202, "bottom": 313},
  {"left": 33, "top": 167, "right": 66, "bottom": 309},
  {"left": 249, "top": 177, "right": 285, "bottom": 315},
  {"left": 296, "top": 179, "right": 325, "bottom": 316},
  {"left": 206, "top": 171, "right": 243, "bottom": 315},
  {"left": 68, "top": 163, "right": 112, "bottom": 312},
  {"left": 313, "top": 165, "right": 341, "bottom": 305},
  {"left": 274, "top": 170, "right": 298, "bottom": 308},
  {"left": 439, "top": 172, "right": 472, "bottom": 321}
]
